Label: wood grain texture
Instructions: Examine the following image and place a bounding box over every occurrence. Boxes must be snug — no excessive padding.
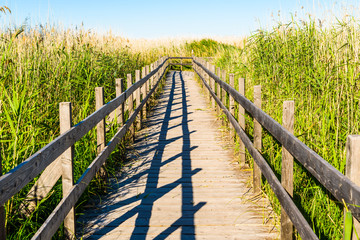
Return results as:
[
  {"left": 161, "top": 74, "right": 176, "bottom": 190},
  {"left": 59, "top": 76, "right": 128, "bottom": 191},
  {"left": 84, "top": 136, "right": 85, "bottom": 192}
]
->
[
  {"left": 135, "top": 70, "right": 142, "bottom": 130},
  {"left": 229, "top": 74, "right": 235, "bottom": 142},
  {"left": 253, "top": 85, "right": 262, "bottom": 194},
  {"left": 59, "top": 102, "right": 76, "bottom": 239},
  {"left": 238, "top": 78, "right": 245, "bottom": 166},
  {"left": 96, "top": 87, "right": 107, "bottom": 182},
  {"left": 281, "top": 101, "right": 294, "bottom": 240},
  {"left": 346, "top": 135, "right": 360, "bottom": 238},
  {"left": 77, "top": 71, "right": 278, "bottom": 240}
]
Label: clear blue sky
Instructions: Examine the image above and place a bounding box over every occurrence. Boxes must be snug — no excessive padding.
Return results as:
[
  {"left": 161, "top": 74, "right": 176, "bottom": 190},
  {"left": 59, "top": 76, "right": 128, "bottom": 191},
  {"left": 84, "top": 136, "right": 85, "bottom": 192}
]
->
[{"left": 2, "top": 0, "right": 360, "bottom": 38}]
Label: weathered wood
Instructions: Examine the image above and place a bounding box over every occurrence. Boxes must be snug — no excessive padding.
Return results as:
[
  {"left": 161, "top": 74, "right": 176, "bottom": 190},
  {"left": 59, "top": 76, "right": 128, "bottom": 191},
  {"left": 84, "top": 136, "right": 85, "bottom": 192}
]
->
[
  {"left": 206, "top": 62, "right": 211, "bottom": 102},
  {"left": 145, "top": 65, "right": 150, "bottom": 115},
  {"left": 194, "top": 67, "right": 318, "bottom": 239},
  {"left": 194, "top": 58, "right": 360, "bottom": 221},
  {"left": 281, "top": 101, "right": 294, "bottom": 240},
  {"left": 253, "top": 85, "right": 262, "bottom": 194},
  {"left": 0, "top": 59, "right": 168, "bottom": 206},
  {"left": 346, "top": 135, "right": 360, "bottom": 238},
  {"left": 135, "top": 70, "right": 142, "bottom": 130},
  {"left": 127, "top": 73, "right": 135, "bottom": 141},
  {"left": 115, "top": 78, "right": 124, "bottom": 125},
  {"left": 229, "top": 74, "right": 235, "bottom": 142},
  {"left": 238, "top": 78, "right": 245, "bottom": 165},
  {"left": 210, "top": 65, "right": 216, "bottom": 109},
  {"left": 96, "top": 87, "right": 107, "bottom": 182},
  {"left": 222, "top": 70, "right": 227, "bottom": 125},
  {"left": 216, "top": 67, "right": 221, "bottom": 114},
  {"left": 31, "top": 59, "right": 169, "bottom": 240},
  {"left": 169, "top": 63, "right": 192, "bottom": 66},
  {"left": 60, "top": 102, "right": 75, "bottom": 239}
]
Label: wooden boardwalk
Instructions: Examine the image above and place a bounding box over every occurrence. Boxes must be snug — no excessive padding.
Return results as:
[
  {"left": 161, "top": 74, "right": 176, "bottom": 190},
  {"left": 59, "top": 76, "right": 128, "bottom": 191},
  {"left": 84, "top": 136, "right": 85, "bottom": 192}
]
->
[{"left": 77, "top": 71, "right": 278, "bottom": 239}]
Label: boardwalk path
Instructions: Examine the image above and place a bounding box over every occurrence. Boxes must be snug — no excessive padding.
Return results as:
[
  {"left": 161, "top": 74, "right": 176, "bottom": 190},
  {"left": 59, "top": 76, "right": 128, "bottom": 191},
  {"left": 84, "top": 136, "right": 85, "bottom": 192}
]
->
[{"left": 77, "top": 71, "right": 278, "bottom": 239}]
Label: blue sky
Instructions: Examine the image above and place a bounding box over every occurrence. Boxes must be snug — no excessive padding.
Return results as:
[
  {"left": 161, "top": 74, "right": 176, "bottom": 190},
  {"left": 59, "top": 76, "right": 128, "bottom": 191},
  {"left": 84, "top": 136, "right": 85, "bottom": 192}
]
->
[{"left": 1, "top": 0, "right": 360, "bottom": 38}]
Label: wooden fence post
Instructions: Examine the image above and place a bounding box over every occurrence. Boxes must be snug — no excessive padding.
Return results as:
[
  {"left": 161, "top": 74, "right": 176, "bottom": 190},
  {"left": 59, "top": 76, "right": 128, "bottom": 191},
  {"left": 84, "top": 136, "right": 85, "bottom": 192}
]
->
[
  {"left": 95, "top": 87, "right": 107, "bottom": 182},
  {"left": 253, "top": 85, "right": 262, "bottom": 194},
  {"left": 206, "top": 62, "right": 211, "bottom": 103},
  {"left": 135, "top": 70, "right": 142, "bottom": 130},
  {"left": 142, "top": 67, "right": 147, "bottom": 118},
  {"left": 345, "top": 135, "right": 360, "bottom": 238},
  {"left": 0, "top": 153, "right": 5, "bottom": 240},
  {"left": 238, "top": 78, "right": 246, "bottom": 165},
  {"left": 59, "top": 102, "right": 75, "bottom": 239},
  {"left": 115, "top": 78, "right": 124, "bottom": 125},
  {"left": 210, "top": 65, "right": 216, "bottom": 109},
  {"left": 222, "top": 70, "right": 227, "bottom": 125},
  {"left": 216, "top": 67, "right": 221, "bottom": 114},
  {"left": 145, "top": 65, "right": 150, "bottom": 115},
  {"left": 127, "top": 73, "right": 135, "bottom": 142},
  {"left": 150, "top": 64, "right": 153, "bottom": 90},
  {"left": 281, "top": 100, "right": 294, "bottom": 240},
  {"left": 229, "top": 74, "right": 235, "bottom": 142}
]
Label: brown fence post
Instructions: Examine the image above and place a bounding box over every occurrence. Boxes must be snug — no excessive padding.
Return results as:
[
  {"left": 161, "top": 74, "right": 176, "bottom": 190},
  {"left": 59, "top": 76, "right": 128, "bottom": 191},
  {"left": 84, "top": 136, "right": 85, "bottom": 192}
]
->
[
  {"left": 253, "top": 85, "right": 262, "bottom": 194},
  {"left": 115, "top": 78, "right": 124, "bottom": 125},
  {"left": 216, "top": 67, "right": 221, "bottom": 114},
  {"left": 127, "top": 73, "right": 135, "bottom": 142},
  {"left": 346, "top": 135, "right": 360, "bottom": 238},
  {"left": 222, "top": 70, "right": 227, "bottom": 125},
  {"left": 206, "top": 62, "right": 211, "bottom": 103},
  {"left": 59, "top": 102, "right": 75, "bottom": 239},
  {"left": 145, "top": 65, "right": 150, "bottom": 115},
  {"left": 281, "top": 100, "right": 294, "bottom": 240},
  {"left": 95, "top": 87, "right": 107, "bottom": 182},
  {"left": 135, "top": 70, "right": 142, "bottom": 130},
  {"left": 142, "top": 67, "right": 147, "bottom": 118},
  {"left": 210, "top": 65, "right": 216, "bottom": 109},
  {"left": 229, "top": 74, "right": 235, "bottom": 142},
  {"left": 238, "top": 78, "right": 246, "bottom": 165}
]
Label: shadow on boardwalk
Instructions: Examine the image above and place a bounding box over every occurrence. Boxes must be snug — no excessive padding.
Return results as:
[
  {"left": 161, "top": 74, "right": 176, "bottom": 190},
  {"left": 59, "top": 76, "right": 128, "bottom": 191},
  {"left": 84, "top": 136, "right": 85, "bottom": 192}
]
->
[{"left": 78, "top": 71, "right": 205, "bottom": 239}]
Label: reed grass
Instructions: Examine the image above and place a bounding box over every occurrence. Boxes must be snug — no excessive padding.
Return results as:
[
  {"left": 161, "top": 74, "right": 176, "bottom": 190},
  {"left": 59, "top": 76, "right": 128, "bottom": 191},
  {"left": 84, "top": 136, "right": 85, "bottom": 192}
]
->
[{"left": 187, "top": 15, "right": 360, "bottom": 239}]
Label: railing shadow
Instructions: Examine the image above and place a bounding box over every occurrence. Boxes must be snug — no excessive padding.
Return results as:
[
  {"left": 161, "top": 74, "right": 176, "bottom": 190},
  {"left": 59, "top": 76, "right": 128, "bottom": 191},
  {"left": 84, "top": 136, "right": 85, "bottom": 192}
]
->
[{"left": 80, "top": 70, "right": 205, "bottom": 239}]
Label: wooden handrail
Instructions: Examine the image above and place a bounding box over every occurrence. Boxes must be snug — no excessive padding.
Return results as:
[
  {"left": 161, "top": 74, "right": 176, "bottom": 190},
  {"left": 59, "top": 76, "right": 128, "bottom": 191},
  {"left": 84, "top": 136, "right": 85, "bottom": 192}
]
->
[
  {"left": 32, "top": 59, "right": 170, "bottom": 240},
  {"left": 193, "top": 65, "right": 318, "bottom": 239},
  {"left": 0, "top": 58, "right": 169, "bottom": 206},
  {"left": 193, "top": 57, "right": 360, "bottom": 222}
]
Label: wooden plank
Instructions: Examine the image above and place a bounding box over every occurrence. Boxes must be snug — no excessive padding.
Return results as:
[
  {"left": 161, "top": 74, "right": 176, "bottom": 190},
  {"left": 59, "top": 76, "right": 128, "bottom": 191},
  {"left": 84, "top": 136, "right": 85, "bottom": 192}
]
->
[
  {"left": 229, "top": 74, "right": 235, "bottom": 142},
  {"left": 193, "top": 58, "right": 360, "bottom": 221},
  {"left": 253, "top": 85, "right": 262, "bottom": 194},
  {"left": 194, "top": 67, "right": 318, "bottom": 239},
  {"left": 346, "top": 135, "right": 360, "bottom": 238},
  {"left": 281, "top": 101, "right": 294, "bottom": 240},
  {"left": 31, "top": 60, "right": 169, "bottom": 240},
  {"left": 0, "top": 58, "right": 169, "bottom": 206},
  {"left": 95, "top": 87, "right": 107, "bottom": 182},
  {"left": 238, "top": 78, "right": 245, "bottom": 165},
  {"left": 60, "top": 102, "right": 75, "bottom": 239}
]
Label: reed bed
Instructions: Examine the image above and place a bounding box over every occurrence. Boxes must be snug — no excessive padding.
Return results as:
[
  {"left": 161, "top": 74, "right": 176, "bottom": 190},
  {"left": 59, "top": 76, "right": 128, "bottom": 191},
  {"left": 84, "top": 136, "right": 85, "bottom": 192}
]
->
[{"left": 188, "top": 16, "right": 360, "bottom": 239}]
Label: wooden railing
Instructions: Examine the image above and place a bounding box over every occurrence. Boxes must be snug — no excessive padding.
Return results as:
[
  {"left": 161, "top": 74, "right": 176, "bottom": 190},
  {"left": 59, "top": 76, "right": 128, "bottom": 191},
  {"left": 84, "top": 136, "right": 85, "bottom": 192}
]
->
[
  {"left": 0, "top": 57, "right": 172, "bottom": 239},
  {"left": 192, "top": 57, "right": 360, "bottom": 240}
]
